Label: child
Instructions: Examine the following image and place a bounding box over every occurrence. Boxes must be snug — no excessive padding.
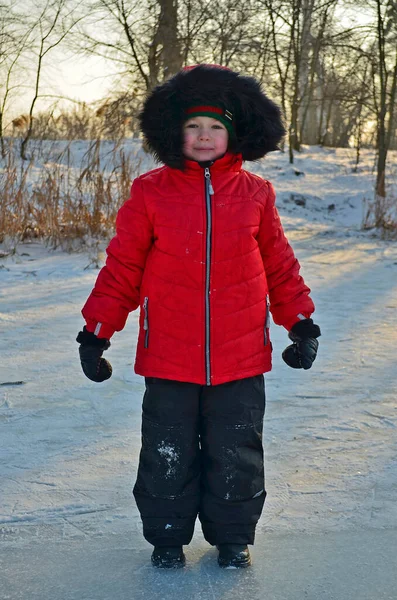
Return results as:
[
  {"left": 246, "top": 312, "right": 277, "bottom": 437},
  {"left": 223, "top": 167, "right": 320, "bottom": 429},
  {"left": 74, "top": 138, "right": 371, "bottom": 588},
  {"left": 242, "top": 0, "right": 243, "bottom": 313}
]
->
[{"left": 77, "top": 65, "right": 321, "bottom": 569}]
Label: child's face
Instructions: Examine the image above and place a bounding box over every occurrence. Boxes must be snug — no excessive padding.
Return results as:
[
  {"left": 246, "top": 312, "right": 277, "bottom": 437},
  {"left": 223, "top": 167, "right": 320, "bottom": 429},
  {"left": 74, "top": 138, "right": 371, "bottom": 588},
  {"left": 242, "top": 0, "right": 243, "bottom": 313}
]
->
[{"left": 183, "top": 116, "right": 229, "bottom": 162}]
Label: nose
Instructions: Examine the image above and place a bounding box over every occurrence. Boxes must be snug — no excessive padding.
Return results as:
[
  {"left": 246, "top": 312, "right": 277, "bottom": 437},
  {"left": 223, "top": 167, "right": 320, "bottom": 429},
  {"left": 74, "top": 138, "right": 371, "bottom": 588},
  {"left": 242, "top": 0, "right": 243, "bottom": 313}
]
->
[{"left": 198, "top": 128, "right": 210, "bottom": 140}]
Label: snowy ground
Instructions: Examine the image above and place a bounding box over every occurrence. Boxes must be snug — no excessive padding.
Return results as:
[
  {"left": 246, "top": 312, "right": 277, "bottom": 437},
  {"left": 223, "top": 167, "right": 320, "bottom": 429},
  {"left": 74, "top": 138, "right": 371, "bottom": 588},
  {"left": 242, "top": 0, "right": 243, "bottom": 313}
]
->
[{"left": 1, "top": 145, "right": 397, "bottom": 599}]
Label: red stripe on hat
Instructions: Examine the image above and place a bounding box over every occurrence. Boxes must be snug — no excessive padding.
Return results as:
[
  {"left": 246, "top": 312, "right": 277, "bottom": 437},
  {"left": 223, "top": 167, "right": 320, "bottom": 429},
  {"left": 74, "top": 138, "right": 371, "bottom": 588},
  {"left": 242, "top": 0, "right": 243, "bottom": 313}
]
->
[{"left": 186, "top": 106, "right": 224, "bottom": 116}]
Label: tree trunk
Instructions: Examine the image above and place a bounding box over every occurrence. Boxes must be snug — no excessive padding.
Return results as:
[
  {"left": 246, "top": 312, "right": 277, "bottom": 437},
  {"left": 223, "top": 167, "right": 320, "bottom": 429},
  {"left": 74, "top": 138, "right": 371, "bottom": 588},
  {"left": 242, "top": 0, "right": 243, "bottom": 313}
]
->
[
  {"left": 300, "top": 3, "right": 332, "bottom": 144},
  {"left": 297, "top": 0, "right": 314, "bottom": 142},
  {"left": 20, "top": 46, "right": 42, "bottom": 160},
  {"left": 289, "top": 93, "right": 299, "bottom": 162},
  {"left": 160, "top": 0, "right": 182, "bottom": 78},
  {"left": 0, "top": 110, "right": 5, "bottom": 158},
  {"left": 148, "top": 0, "right": 182, "bottom": 88},
  {"left": 289, "top": 0, "right": 302, "bottom": 161},
  {"left": 374, "top": 0, "right": 387, "bottom": 198},
  {"left": 376, "top": 127, "right": 387, "bottom": 198}
]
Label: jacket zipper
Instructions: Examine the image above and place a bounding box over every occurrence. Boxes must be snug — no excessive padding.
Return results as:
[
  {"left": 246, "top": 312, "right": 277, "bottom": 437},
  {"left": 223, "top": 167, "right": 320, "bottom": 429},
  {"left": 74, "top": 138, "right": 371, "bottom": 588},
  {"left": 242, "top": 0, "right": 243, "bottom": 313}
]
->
[
  {"left": 143, "top": 296, "right": 149, "bottom": 348},
  {"left": 264, "top": 294, "right": 270, "bottom": 345},
  {"left": 204, "top": 167, "right": 214, "bottom": 385}
]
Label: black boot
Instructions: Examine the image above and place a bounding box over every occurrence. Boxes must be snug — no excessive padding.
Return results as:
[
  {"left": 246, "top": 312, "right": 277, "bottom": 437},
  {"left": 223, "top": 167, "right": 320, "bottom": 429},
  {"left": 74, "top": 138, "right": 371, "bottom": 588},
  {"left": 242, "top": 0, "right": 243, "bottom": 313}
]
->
[
  {"left": 217, "top": 544, "right": 251, "bottom": 568},
  {"left": 151, "top": 546, "right": 186, "bottom": 569}
]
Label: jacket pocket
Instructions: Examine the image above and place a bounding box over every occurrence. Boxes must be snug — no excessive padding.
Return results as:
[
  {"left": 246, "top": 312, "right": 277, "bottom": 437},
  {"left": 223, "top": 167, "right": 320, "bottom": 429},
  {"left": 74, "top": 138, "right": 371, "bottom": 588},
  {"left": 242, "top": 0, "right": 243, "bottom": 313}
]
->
[
  {"left": 143, "top": 296, "right": 149, "bottom": 348},
  {"left": 264, "top": 295, "right": 270, "bottom": 346}
]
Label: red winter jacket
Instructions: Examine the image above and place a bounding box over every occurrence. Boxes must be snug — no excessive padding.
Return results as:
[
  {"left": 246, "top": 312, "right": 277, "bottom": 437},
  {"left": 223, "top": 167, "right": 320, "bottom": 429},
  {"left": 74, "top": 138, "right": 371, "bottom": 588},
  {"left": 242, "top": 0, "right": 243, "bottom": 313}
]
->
[{"left": 82, "top": 152, "right": 314, "bottom": 385}]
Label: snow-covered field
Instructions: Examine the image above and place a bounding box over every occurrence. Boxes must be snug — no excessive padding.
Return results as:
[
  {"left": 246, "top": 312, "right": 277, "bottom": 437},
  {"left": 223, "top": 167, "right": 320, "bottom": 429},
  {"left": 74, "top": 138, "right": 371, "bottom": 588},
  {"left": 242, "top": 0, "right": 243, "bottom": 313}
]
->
[{"left": 1, "top": 144, "right": 397, "bottom": 599}]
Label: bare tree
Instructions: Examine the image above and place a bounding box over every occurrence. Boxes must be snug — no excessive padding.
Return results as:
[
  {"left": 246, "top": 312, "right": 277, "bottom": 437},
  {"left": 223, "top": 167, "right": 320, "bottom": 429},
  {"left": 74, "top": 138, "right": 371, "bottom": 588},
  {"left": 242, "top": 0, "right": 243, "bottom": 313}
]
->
[
  {"left": 0, "top": 1, "right": 33, "bottom": 157},
  {"left": 19, "top": 0, "right": 83, "bottom": 159},
  {"left": 178, "top": 0, "right": 212, "bottom": 65},
  {"left": 148, "top": 0, "right": 182, "bottom": 86},
  {"left": 194, "top": 0, "right": 257, "bottom": 66},
  {"left": 259, "top": 0, "right": 339, "bottom": 162},
  {"left": 310, "top": 38, "right": 372, "bottom": 148},
  {"left": 1, "top": 0, "right": 395, "bottom": 167},
  {"left": 372, "top": 0, "right": 397, "bottom": 198},
  {"left": 72, "top": 0, "right": 183, "bottom": 92},
  {"left": 298, "top": 0, "right": 338, "bottom": 144}
]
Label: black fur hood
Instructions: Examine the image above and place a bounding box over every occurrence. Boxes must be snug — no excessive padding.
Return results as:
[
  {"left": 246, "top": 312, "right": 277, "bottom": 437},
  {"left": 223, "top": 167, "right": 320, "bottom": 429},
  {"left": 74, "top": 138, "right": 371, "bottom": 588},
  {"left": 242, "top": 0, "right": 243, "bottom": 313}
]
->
[{"left": 139, "top": 65, "right": 286, "bottom": 170}]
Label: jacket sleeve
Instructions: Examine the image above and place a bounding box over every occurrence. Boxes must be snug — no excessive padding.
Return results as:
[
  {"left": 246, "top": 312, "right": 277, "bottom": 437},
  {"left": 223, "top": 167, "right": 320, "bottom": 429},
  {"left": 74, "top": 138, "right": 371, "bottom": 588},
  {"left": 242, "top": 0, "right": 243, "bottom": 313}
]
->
[
  {"left": 256, "top": 181, "right": 315, "bottom": 331},
  {"left": 81, "top": 177, "right": 153, "bottom": 338}
]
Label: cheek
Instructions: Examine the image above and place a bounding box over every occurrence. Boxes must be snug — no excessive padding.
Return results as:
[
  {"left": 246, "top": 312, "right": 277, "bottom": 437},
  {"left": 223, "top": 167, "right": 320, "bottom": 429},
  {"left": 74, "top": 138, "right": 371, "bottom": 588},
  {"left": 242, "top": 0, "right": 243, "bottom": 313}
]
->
[
  {"left": 183, "top": 130, "right": 196, "bottom": 148},
  {"left": 215, "top": 132, "right": 229, "bottom": 151}
]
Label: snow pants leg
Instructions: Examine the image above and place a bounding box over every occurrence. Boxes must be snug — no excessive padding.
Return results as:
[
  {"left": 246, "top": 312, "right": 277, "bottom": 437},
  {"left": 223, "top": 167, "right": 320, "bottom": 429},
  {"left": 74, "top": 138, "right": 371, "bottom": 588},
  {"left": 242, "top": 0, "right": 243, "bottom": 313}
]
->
[
  {"left": 199, "top": 374, "right": 266, "bottom": 546},
  {"left": 133, "top": 375, "right": 266, "bottom": 547},
  {"left": 133, "top": 377, "right": 201, "bottom": 546}
]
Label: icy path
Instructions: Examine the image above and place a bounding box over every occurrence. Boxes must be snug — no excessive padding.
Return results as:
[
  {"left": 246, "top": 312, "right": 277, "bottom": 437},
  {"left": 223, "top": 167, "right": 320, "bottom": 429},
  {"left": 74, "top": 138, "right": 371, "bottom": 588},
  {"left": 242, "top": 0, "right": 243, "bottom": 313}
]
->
[
  {"left": 1, "top": 225, "right": 397, "bottom": 599},
  {"left": 2, "top": 529, "right": 396, "bottom": 600}
]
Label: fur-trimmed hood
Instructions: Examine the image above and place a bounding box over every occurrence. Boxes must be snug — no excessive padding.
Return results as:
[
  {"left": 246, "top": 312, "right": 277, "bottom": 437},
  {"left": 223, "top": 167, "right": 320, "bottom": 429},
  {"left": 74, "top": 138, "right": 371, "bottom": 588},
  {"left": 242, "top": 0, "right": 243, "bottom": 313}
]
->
[{"left": 139, "top": 64, "right": 286, "bottom": 170}]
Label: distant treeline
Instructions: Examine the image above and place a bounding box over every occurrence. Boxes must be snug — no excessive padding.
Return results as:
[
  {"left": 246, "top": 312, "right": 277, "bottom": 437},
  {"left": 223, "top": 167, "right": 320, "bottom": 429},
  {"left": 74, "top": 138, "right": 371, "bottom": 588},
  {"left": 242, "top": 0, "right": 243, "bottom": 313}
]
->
[{"left": 1, "top": 0, "right": 397, "bottom": 197}]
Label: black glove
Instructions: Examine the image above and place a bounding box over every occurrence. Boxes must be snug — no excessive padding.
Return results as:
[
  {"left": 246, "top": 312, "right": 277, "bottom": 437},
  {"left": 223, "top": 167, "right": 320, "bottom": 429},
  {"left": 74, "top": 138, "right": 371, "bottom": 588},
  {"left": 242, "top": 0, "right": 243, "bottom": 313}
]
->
[
  {"left": 76, "top": 326, "right": 112, "bottom": 382},
  {"left": 282, "top": 318, "right": 321, "bottom": 370}
]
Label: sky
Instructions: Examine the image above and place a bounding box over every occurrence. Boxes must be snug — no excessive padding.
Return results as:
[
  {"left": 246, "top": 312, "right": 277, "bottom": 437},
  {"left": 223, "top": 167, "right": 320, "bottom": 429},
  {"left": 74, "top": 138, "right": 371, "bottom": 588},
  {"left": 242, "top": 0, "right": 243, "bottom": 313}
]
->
[
  {"left": 2, "top": 49, "right": 113, "bottom": 121},
  {"left": 51, "top": 52, "right": 114, "bottom": 104}
]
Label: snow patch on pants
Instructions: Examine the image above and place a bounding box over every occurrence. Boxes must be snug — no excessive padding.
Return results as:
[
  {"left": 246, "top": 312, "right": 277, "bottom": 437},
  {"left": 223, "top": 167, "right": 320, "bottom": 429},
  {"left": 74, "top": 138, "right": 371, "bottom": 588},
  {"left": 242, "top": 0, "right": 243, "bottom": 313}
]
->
[{"left": 157, "top": 442, "right": 180, "bottom": 478}]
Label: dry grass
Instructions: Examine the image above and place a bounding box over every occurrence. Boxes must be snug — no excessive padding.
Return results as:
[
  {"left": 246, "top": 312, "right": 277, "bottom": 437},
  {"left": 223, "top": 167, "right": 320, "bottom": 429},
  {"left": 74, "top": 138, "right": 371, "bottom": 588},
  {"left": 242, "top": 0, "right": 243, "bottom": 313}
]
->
[
  {"left": 362, "top": 193, "right": 397, "bottom": 239},
  {"left": 0, "top": 138, "right": 142, "bottom": 251}
]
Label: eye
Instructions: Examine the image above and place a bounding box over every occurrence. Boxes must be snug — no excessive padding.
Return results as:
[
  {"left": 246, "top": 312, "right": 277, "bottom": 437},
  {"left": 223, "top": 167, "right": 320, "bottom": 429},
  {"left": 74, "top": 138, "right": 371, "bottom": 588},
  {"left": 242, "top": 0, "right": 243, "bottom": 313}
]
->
[
  {"left": 186, "top": 123, "right": 198, "bottom": 128},
  {"left": 212, "top": 124, "right": 225, "bottom": 130}
]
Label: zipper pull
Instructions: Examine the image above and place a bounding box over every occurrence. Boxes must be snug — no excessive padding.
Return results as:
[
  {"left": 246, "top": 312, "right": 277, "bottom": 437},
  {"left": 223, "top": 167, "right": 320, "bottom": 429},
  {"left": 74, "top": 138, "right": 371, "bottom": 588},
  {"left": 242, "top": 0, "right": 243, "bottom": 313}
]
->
[
  {"left": 204, "top": 167, "right": 214, "bottom": 195},
  {"left": 264, "top": 295, "right": 270, "bottom": 345},
  {"left": 265, "top": 296, "right": 271, "bottom": 328},
  {"left": 143, "top": 297, "right": 148, "bottom": 330}
]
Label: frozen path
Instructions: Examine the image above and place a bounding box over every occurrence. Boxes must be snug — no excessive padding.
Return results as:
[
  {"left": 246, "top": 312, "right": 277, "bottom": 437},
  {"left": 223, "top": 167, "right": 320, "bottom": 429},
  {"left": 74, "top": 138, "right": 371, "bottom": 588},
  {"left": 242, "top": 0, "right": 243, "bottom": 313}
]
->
[
  {"left": 1, "top": 529, "right": 396, "bottom": 600},
  {"left": 1, "top": 223, "right": 397, "bottom": 599}
]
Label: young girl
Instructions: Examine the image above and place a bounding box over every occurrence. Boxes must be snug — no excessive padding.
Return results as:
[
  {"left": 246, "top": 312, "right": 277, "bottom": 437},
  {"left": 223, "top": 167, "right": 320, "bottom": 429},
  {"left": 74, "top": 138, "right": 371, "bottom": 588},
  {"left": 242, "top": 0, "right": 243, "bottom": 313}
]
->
[{"left": 77, "top": 65, "right": 321, "bottom": 569}]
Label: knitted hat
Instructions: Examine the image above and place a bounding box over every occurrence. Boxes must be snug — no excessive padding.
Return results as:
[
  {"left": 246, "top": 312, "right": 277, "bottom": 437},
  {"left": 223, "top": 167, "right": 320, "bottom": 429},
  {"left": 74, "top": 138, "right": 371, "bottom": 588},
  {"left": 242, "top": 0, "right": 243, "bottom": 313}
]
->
[
  {"left": 184, "top": 104, "right": 236, "bottom": 138},
  {"left": 140, "top": 64, "right": 286, "bottom": 170}
]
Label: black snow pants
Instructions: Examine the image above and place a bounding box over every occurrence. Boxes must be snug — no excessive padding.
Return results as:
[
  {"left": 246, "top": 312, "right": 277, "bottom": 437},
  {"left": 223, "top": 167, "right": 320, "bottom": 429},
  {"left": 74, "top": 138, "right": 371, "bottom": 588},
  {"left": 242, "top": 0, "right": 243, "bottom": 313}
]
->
[{"left": 133, "top": 375, "right": 266, "bottom": 547}]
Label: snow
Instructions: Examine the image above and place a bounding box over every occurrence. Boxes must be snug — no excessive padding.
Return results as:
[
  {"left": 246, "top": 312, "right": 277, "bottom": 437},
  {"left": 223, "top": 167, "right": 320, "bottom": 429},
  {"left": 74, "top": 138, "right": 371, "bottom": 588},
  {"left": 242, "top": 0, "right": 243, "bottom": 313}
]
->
[
  {"left": 1, "top": 143, "right": 397, "bottom": 599},
  {"left": 157, "top": 443, "right": 180, "bottom": 478}
]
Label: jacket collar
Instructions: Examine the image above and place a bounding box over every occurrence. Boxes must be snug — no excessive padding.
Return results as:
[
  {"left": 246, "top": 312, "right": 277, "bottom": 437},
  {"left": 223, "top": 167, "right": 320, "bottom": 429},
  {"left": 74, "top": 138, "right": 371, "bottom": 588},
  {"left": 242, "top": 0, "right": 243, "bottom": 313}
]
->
[{"left": 182, "top": 152, "right": 242, "bottom": 176}]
